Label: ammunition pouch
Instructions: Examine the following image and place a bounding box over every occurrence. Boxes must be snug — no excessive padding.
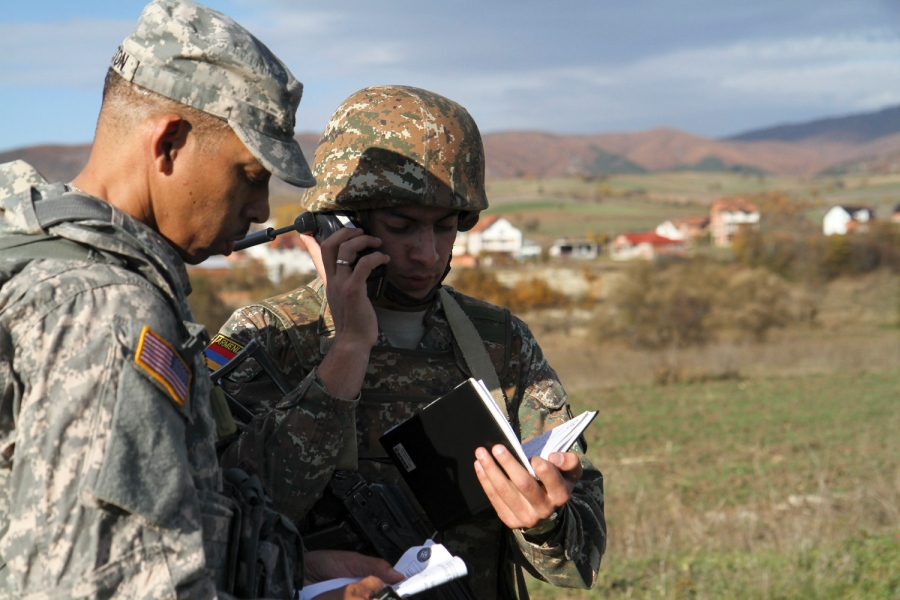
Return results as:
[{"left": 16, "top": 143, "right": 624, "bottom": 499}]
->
[{"left": 219, "top": 468, "right": 304, "bottom": 599}]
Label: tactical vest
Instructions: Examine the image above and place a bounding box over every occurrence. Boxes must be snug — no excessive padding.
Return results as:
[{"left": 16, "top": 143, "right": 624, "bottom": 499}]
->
[
  {"left": 260, "top": 289, "right": 527, "bottom": 599},
  {"left": 0, "top": 192, "right": 301, "bottom": 598}
]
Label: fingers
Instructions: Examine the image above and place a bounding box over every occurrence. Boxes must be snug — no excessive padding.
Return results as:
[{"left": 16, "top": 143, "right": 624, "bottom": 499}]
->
[
  {"left": 321, "top": 230, "right": 389, "bottom": 304},
  {"left": 343, "top": 576, "right": 387, "bottom": 599},
  {"left": 304, "top": 550, "right": 402, "bottom": 583},
  {"left": 371, "top": 563, "right": 404, "bottom": 585},
  {"left": 474, "top": 445, "right": 569, "bottom": 529},
  {"left": 319, "top": 228, "right": 385, "bottom": 277},
  {"left": 314, "top": 576, "right": 386, "bottom": 600},
  {"left": 539, "top": 451, "right": 583, "bottom": 491},
  {"left": 473, "top": 447, "right": 581, "bottom": 530},
  {"left": 347, "top": 555, "right": 403, "bottom": 584}
]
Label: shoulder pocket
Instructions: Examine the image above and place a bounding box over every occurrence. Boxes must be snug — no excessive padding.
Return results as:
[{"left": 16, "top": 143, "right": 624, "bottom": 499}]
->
[{"left": 87, "top": 319, "right": 194, "bottom": 530}]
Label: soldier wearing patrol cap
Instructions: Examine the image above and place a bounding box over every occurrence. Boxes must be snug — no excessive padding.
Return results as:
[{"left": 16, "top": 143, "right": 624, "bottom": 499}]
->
[
  {"left": 0, "top": 1, "right": 398, "bottom": 598},
  {"left": 213, "top": 86, "right": 607, "bottom": 599}
]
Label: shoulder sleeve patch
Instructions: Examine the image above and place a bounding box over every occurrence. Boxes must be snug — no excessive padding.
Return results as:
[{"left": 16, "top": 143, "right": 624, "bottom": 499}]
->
[
  {"left": 203, "top": 333, "right": 245, "bottom": 371},
  {"left": 135, "top": 325, "right": 191, "bottom": 407}
]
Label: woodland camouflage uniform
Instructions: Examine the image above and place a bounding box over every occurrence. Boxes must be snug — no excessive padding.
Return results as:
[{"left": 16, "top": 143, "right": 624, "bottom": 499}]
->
[
  {"left": 0, "top": 0, "right": 310, "bottom": 596},
  {"left": 213, "top": 86, "right": 606, "bottom": 599}
]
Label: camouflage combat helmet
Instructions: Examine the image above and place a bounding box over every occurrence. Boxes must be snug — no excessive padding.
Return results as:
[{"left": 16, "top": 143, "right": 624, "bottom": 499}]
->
[{"left": 301, "top": 85, "right": 488, "bottom": 231}]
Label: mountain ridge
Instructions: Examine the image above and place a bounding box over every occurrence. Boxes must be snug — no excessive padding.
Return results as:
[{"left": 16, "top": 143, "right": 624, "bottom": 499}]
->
[
  {"left": 725, "top": 104, "right": 900, "bottom": 144},
  {"left": 4, "top": 105, "right": 900, "bottom": 183}
]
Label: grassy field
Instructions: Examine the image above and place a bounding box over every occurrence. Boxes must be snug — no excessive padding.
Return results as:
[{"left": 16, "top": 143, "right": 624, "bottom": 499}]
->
[
  {"left": 520, "top": 270, "right": 899, "bottom": 599},
  {"left": 523, "top": 372, "right": 899, "bottom": 599},
  {"left": 523, "top": 368, "right": 900, "bottom": 599}
]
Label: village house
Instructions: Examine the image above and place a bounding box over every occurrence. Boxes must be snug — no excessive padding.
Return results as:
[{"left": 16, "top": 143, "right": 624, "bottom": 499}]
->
[
  {"left": 549, "top": 238, "right": 601, "bottom": 260},
  {"left": 655, "top": 215, "right": 709, "bottom": 243},
  {"left": 709, "top": 198, "right": 760, "bottom": 247},
  {"left": 823, "top": 205, "right": 876, "bottom": 235},
  {"left": 453, "top": 215, "right": 523, "bottom": 258},
  {"left": 242, "top": 232, "right": 316, "bottom": 283},
  {"left": 609, "top": 232, "right": 683, "bottom": 261},
  {"left": 517, "top": 239, "right": 543, "bottom": 260}
]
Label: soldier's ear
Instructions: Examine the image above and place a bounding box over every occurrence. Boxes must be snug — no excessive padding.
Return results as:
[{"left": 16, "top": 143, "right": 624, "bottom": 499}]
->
[{"left": 150, "top": 115, "right": 190, "bottom": 175}]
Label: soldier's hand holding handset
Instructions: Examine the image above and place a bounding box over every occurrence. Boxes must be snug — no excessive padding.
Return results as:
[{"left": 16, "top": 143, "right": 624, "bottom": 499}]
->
[{"left": 296, "top": 227, "right": 387, "bottom": 399}]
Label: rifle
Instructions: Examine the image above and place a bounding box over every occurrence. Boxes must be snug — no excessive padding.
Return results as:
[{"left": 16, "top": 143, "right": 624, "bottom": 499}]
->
[
  {"left": 210, "top": 337, "right": 291, "bottom": 424},
  {"left": 209, "top": 340, "right": 481, "bottom": 598},
  {"left": 303, "top": 471, "right": 480, "bottom": 600}
]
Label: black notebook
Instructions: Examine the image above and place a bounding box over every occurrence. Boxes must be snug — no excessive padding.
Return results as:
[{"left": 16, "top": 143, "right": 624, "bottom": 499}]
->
[{"left": 379, "top": 378, "right": 597, "bottom": 531}]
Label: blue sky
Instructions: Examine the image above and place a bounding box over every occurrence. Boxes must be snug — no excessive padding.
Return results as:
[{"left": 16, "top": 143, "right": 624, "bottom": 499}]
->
[{"left": 2, "top": 0, "right": 900, "bottom": 152}]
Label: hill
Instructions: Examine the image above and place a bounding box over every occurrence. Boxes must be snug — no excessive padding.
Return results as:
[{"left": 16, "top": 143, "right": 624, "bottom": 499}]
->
[
  {"left": 725, "top": 104, "right": 900, "bottom": 144},
  {"left": 6, "top": 105, "right": 900, "bottom": 183},
  {"left": 1, "top": 144, "right": 93, "bottom": 185},
  {"left": 482, "top": 126, "right": 900, "bottom": 178}
]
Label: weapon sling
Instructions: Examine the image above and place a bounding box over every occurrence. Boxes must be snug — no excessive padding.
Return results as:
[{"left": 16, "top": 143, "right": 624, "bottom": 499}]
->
[{"left": 437, "top": 287, "right": 532, "bottom": 600}]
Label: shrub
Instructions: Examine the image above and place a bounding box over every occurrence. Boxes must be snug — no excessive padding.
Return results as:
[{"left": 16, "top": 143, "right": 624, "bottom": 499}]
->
[
  {"left": 715, "top": 268, "right": 791, "bottom": 341},
  {"left": 593, "top": 260, "right": 796, "bottom": 348},
  {"left": 593, "top": 261, "right": 724, "bottom": 349},
  {"left": 734, "top": 222, "right": 900, "bottom": 282},
  {"left": 449, "top": 269, "right": 570, "bottom": 313}
]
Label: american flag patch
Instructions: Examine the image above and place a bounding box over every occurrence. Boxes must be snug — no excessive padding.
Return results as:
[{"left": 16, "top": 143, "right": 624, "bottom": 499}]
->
[{"left": 135, "top": 326, "right": 191, "bottom": 407}]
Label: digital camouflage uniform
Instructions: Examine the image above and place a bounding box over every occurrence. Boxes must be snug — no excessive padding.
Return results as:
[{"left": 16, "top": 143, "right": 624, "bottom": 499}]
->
[
  {"left": 212, "top": 85, "right": 606, "bottom": 599},
  {"left": 214, "top": 283, "right": 606, "bottom": 598},
  {"left": 0, "top": 171, "right": 232, "bottom": 597},
  {"left": 0, "top": 0, "right": 311, "bottom": 596}
]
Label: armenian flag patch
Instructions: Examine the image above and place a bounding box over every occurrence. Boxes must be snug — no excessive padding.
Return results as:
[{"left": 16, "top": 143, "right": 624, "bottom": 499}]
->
[
  {"left": 135, "top": 326, "right": 191, "bottom": 407},
  {"left": 203, "top": 333, "right": 244, "bottom": 371}
]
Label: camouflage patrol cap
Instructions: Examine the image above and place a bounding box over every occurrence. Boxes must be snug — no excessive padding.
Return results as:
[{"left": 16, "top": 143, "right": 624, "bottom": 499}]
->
[
  {"left": 301, "top": 85, "right": 488, "bottom": 230},
  {"left": 111, "top": 0, "right": 314, "bottom": 187}
]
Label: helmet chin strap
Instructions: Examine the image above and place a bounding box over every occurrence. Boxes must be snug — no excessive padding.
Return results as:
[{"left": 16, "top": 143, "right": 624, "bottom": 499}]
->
[{"left": 378, "top": 258, "right": 453, "bottom": 311}]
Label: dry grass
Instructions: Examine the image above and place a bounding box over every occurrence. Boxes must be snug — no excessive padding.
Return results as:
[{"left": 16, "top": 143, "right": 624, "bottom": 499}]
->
[{"left": 522, "top": 270, "right": 900, "bottom": 599}]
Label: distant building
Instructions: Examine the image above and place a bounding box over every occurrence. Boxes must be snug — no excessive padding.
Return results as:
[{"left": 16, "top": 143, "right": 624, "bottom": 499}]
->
[
  {"left": 893, "top": 203, "right": 900, "bottom": 225},
  {"left": 454, "top": 215, "right": 523, "bottom": 257},
  {"left": 610, "top": 232, "right": 683, "bottom": 261},
  {"left": 243, "top": 232, "right": 315, "bottom": 283},
  {"left": 190, "top": 254, "right": 234, "bottom": 275},
  {"left": 549, "top": 238, "right": 600, "bottom": 260},
  {"left": 710, "top": 198, "right": 760, "bottom": 247},
  {"left": 655, "top": 216, "right": 709, "bottom": 242},
  {"left": 823, "top": 205, "right": 876, "bottom": 235},
  {"left": 517, "top": 239, "right": 543, "bottom": 260}
]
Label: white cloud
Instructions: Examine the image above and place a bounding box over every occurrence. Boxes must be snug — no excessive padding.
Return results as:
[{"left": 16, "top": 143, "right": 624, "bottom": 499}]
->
[{"left": 3, "top": 0, "right": 900, "bottom": 147}]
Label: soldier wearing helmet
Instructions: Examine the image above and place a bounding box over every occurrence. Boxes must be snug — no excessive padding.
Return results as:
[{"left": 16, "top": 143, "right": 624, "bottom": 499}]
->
[{"left": 212, "top": 86, "right": 607, "bottom": 599}]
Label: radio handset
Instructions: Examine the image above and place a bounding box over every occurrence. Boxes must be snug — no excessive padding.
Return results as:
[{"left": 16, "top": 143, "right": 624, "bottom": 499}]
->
[
  {"left": 233, "top": 212, "right": 385, "bottom": 300},
  {"left": 309, "top": 212, "right": 386, "bottom": 300}
]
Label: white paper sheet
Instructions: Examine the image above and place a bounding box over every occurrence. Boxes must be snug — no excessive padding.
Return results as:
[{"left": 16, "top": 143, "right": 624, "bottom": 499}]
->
[{"left": 297, "top": 541, "right": 468, "bottom": 599}]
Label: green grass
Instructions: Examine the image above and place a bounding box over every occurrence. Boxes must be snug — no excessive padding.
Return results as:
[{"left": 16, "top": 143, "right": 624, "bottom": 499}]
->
[
  {"left": 562, "top": 530, "right": 900, "bottom": 600},
  {"left": 526, "top": 368, "right": 900, "bottom": 598}
]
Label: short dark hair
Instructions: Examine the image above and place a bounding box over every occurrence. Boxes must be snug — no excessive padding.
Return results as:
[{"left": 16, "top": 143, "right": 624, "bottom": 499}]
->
[{"left": 98, "top": 69, "right": 230, "bottom": 151}]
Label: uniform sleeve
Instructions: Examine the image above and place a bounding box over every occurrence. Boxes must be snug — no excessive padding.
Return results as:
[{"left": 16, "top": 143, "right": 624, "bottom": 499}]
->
[
  {"left": 0, "top": 267, "right": 219, "bottom": 599},
  {"left": 214, "top": 303, "right": 359, "bottom": 523},
  {"left": 505, "top": 317, "right": 607, "bottom": 590}
]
